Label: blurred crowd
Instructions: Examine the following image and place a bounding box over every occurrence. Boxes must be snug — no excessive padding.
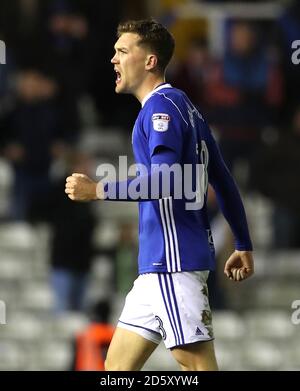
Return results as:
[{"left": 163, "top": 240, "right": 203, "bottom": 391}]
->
[{"left": 0, "top": 0, "right": 300, "bottom": 318}]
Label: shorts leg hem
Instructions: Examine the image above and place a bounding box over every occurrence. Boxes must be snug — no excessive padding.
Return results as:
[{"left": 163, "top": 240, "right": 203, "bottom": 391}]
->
[
  {"left": 167, "top": 337, "right": 215, "bottom": 350},
  {"left": 118, "top": 320, "right": 161, "bottom": 345}
]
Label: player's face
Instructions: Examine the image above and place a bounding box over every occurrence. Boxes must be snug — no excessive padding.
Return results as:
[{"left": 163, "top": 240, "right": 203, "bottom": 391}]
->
[{"left": 111, "top": 33, "right": 149, "bottom": 95}]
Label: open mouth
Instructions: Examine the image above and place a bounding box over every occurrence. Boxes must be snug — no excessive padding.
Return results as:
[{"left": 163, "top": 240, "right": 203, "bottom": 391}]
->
[{"left": 115, "top": 70, "right": 121, "bottom": 84}]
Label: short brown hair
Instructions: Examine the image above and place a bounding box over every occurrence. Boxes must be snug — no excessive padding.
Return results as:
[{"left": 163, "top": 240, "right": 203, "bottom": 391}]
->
[{"left": 117, "top": 19, "right": 175, "bottom": 73}]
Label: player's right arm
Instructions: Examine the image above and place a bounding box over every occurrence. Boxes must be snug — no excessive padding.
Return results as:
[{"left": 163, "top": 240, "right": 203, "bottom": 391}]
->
[
  {"left": 65, "top": 95, "right": 185, "bottom": 202},
  {"left": 65, "top": 173, "right": 102, "bottom": 201},
  {"left": 64, "top": 147, "right": 179, "bottom": 202}
]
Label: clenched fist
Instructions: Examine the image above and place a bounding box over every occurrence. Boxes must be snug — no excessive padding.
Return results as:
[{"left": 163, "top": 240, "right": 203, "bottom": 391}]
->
[
  {"left": 224, "top": 250, "right": 254, "bottom": 282},
  {"left": 65, "top": 173, "right": 104, "bottom": 201}
]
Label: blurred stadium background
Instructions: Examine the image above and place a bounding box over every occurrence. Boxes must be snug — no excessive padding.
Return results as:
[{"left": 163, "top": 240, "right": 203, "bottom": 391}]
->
[{"left": 0, "top": 0, "right": 300, "bottom": 371}]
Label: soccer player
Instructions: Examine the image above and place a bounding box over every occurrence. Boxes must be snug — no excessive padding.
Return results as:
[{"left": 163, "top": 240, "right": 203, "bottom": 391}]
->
[{"left": 65, "top": 19, "right": 254, "bottom": 371}]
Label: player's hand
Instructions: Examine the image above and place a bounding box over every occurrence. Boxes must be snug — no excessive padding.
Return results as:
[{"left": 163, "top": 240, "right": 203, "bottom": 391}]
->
[
  {"left": 224, "top": 250, "right": 254, "bottom": 282},
  {"left": 65, "top": 173, "right": 102, "bottom": 201}
]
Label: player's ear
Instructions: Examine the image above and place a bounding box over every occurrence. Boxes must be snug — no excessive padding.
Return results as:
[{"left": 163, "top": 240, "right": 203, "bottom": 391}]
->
[{"left": 145, "top": 54, "right": 158, "bottom": 71}]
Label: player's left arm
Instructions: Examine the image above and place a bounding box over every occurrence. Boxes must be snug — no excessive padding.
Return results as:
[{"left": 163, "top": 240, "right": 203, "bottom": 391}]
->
[
  {"left": 223, "top": 250, "right": 254, "bottom": 282},
  {"left": 204, "top": 124, "right": 254, "bottom": 281}
]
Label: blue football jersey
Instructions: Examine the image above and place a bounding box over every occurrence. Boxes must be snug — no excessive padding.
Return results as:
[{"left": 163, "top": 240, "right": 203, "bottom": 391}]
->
[{"left": 130, "top": 83, "right": 252, "bottom": 274}]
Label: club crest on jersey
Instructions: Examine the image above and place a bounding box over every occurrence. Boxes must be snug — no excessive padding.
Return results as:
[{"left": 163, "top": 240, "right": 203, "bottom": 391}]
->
[{"left": 152, "top": 113, "right": 170, "bottom": 132}]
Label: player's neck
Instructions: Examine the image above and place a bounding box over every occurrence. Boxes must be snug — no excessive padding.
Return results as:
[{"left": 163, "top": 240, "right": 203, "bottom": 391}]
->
[{"left": 135, "top": 75, "right": 165, "bottom": 104}]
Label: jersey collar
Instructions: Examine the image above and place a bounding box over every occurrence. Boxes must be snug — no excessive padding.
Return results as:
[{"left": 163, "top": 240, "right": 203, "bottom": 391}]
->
[{"left": 141, "top": 83, "right": 172, "bottom": 107}]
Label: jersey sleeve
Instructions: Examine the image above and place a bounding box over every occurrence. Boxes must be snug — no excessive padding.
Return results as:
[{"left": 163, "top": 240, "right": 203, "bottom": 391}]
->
[
  {"left": 103, "top": 147, "right": 179, "bottom": 201},
  {"left": 142, "top": 94, "right": 187, "bottom": 160}
]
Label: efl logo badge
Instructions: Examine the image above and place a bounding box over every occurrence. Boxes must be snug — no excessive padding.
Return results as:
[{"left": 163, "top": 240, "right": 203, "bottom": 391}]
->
[
  {"left": 152, "top": 113, "right": 170, "bottom": 132},
  {"left": 0, "top": 40, "right": 6, "bottom": 64}
]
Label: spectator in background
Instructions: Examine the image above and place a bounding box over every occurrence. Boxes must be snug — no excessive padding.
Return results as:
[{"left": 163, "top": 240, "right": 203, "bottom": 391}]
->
[
  {"left": 0, "top": 0, "right": 92, "bottom": 102},
  {"left": 0, "top": 46, "right": 15, "bottom": 155},
  {"left": 251, "top": 105, "right": 300, "bottom": 249},
  {"left": 43, "top": 0, "right": 92, "bottom": 136},
  {"left": 2, "top": 70, "right": 67, "bottom": 220},
  {"left": 47, "top": 151, "right": 97, "bottom": 313},
  {"left": 113, "top": 222, "right": 138, "bottom": 295},
  {"left": 169, "top": 37, "right": 214, "bottom": 115},
  {"left": 275, "top": 0, "right": 300, "bottom": 123},
  {"left": 87, "top": 0, "right": 141, "bottom": 129},
  {"left": 72, "top": 299, "right": 115, "bottom": 371},
  {"left": 28, "top": 151, "right": 97, "bottom": 313},
  {"left": 0, "top": 0, "right": 92, "bottom": 141},
  {"left": 205, "top": 20, "right": 283, "bottom": 185},
  {"left": 1, "top": 0, "right": 93, "bottom": 220},
  {"left": 0, "top": 0, "right": 141, "bottom": 133},
  {"left": 0, "top": 0, "right": 44, "bottom": 69}
]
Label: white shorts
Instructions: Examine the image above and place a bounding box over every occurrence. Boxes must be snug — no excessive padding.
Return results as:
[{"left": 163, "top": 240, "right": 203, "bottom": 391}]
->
[{"left": 117, "top": 271, "right": 214, "bottom": 349}]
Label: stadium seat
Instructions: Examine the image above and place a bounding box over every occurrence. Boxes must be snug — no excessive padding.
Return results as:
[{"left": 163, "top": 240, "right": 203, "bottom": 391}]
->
[
  {"left": 20, "top": 283, "right": 54, "bottom": 312},
  {"left": 212, "top": 311, "right": 246, "bottom": 339},
  {"left": 0, "top": 341, "right": 26, "bottom": 370},
  {"left": 0, "top": 222, "right": 37, "bottom": 250},
  {"left": 50, "top": 312, "right": 89, "bottom": 339},
  {"left": 2, "top": 312, "right": 44, "bottom": 340},
  {"left": 0, "top": 255, "right": 32, "bottom": 280},
  {"left": 245, "top": 310, "right": 294, "bottom": 338},
  {"left": 214, "top": 340, "right": 243, "bottom": 371},
  {"left": 35, "top": 340, "right": 73, "bottom": 370},
  {"left": 242, "top": 340, "right": 283, "bottom": 370}
]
